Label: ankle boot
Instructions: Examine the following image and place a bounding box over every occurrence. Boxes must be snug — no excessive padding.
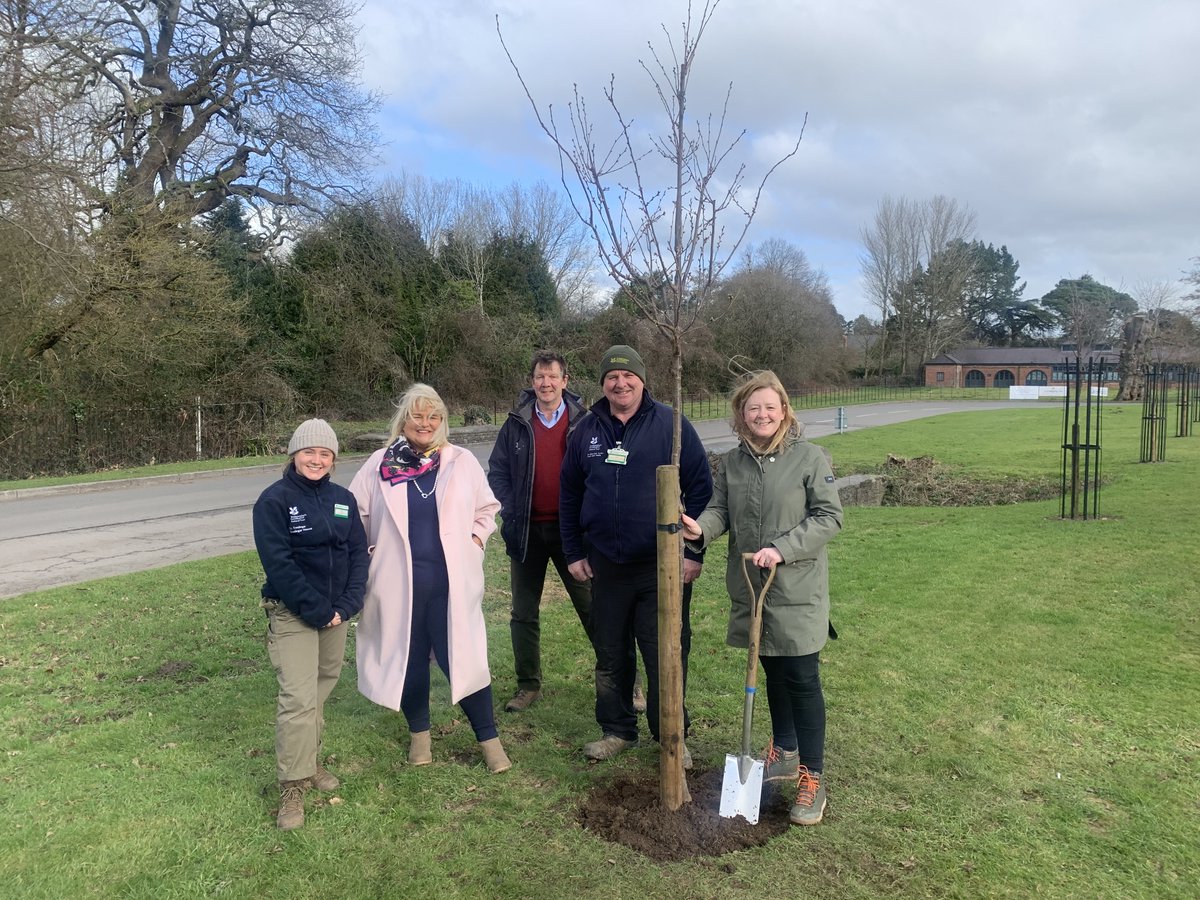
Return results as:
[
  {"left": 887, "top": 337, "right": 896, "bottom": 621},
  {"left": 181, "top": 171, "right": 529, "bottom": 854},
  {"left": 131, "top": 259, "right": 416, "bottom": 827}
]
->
[
  {"left": 277, "top": 779, "right": 307, "bottom": 830},
  {"left": 409, "top": 730, "right": 432, "bottom": 766},
  {"left": 479, "top": 737, "right": 511, "bottom": 774}
]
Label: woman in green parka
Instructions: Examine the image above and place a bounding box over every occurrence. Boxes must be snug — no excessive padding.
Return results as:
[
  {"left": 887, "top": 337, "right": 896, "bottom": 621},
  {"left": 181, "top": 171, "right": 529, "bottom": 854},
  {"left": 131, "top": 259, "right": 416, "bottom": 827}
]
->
[{"left": 681, "top": 370, "right": 842, "bottom": 825}]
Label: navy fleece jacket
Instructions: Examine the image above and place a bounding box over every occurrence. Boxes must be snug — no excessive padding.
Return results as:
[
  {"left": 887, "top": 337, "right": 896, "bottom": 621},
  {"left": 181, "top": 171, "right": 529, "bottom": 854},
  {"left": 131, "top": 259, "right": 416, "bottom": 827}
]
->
[
  {"left": 252, "top": 465, "right": 369, "bottom": 628},
  {"left": 559, "top": 389, "right": 712, "bottom": 565}
]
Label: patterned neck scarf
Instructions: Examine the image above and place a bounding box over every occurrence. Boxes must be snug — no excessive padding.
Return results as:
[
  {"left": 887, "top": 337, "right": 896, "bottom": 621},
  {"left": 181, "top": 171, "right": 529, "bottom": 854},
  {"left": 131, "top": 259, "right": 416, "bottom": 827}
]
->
[{"left": 380, "top": 437, "right": 440, "bottom": 486}]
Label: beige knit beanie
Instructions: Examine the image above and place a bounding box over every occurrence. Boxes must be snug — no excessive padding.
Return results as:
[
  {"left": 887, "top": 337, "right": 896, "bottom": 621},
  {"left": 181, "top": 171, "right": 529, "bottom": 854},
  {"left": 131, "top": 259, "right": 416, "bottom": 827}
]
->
[{"left": 287, "top": 418, "right": 339, "bottom": 457}]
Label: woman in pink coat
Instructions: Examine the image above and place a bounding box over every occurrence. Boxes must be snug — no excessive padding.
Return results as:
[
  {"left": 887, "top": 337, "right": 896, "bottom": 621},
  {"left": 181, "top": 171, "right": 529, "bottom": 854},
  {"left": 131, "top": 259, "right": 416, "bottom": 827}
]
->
[{"left": 349, "top": 383, "right": 510, "bottom": 773}]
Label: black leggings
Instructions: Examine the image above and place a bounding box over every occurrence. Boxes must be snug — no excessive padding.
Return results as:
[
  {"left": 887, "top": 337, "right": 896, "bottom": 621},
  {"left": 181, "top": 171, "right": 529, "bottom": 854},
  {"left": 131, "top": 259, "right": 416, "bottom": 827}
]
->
[{"left": 760, "top": 652, "right": 825, "bottom": 773}]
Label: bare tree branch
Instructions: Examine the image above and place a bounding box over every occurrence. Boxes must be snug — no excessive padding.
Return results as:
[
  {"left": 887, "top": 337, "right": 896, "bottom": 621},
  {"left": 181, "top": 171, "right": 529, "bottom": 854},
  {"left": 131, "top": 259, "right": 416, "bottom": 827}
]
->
[{"left": 498, "top": 0, "right": 803, "bottom": 457}]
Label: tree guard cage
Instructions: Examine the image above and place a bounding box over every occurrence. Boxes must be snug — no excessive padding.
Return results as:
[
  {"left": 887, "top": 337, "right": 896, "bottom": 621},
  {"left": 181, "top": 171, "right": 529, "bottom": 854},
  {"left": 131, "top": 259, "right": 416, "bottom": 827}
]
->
[
  {"left": 1193, "top": 368, "right": 1200, "bottom": 427},
  {"left": 1139, "top": 365, "right": 1169, "bottom": 462},
  {"left": 1060, "top": 356, "right": 1103, "bottom": 520},
  {"left": 1176, "top": 366, "right": 1196, "bottom": 438}
]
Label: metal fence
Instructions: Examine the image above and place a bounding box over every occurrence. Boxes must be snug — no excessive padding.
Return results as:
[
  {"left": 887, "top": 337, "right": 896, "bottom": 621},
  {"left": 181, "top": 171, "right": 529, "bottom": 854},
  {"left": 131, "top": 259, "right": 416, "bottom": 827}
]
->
[{"left": 0, "top": 399, "right": 278, "bottom": 481}]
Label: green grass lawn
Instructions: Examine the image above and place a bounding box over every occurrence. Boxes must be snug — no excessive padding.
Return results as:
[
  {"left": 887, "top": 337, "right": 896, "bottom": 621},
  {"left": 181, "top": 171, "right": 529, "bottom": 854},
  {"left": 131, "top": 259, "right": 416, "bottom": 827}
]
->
[{"left": 1, "top": 407, "right": 1197, "bottom": 898}]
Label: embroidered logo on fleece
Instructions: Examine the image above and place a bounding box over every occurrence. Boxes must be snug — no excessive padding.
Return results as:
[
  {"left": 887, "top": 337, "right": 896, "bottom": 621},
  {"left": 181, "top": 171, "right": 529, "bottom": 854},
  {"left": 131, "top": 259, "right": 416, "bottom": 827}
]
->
[{"left": 288, "top": 506, "right": 311, "bottom": 535}]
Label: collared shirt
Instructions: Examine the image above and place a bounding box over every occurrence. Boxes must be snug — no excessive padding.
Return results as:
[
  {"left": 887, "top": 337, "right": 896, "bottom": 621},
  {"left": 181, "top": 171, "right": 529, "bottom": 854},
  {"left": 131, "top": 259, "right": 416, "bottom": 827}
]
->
[{"left": 535, "top": 398, "right": 566, "bottom": 428}]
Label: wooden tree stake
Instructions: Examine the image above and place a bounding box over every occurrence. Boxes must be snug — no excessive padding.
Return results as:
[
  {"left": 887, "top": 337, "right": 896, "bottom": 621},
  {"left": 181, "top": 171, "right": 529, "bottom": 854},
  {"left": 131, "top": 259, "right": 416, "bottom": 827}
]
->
[{"left": 656, "top": 465, "right": 690, "bottom": 810}]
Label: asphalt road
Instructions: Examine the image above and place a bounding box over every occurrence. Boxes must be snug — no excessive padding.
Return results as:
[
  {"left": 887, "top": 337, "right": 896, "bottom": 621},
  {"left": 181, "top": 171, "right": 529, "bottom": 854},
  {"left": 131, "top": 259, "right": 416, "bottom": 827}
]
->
[{"left": 0, "top": 400, "right": 1034, "bottom": 599}]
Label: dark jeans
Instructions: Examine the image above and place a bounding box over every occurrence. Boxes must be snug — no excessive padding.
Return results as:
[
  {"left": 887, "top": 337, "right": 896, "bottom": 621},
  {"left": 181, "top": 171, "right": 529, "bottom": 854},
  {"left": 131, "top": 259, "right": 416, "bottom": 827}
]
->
[
  {"left": 760, "top": 652, "right": 825, "bottom": 772},
  {"left": 400, "top": 580, "right": 497, "bottom": 742},
  {"left": 510, "top": 520, "right": 594, "bottom": 692},
  {"left": 589, "top": 552, "right": 691, "bottom": 742}
]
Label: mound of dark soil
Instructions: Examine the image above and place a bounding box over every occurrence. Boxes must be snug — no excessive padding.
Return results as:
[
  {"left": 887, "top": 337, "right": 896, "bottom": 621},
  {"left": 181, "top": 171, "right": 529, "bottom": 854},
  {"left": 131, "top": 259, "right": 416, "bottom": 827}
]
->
[{"left": 577, "top": 766, "right": 792, "bottom": 861}]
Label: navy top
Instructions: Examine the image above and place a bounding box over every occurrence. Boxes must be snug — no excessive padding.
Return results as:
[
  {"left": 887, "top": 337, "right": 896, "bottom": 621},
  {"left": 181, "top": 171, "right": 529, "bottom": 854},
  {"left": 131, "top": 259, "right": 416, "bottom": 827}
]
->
[
  {"left": 406, "top": 469, "right": 449, "bottom": 600},
  {"left": 252, "top": 465, "right": 369, "bottom": 628},
  {"left": 559, "top": 388, "right": 712, "bottom": 566}
]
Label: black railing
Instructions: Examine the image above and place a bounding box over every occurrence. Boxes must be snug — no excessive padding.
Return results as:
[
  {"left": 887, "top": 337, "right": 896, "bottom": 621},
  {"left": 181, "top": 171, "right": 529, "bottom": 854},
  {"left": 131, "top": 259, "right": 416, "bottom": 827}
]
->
[{"left": 0, "top": 400, "right": 277, "bottom": 481}]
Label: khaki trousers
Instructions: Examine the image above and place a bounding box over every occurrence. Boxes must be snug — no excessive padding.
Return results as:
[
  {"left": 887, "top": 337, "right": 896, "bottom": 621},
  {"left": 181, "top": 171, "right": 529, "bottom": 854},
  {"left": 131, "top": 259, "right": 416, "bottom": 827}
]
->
[{"left": 264, "top": 600, "right": 348, "bottom": 782}]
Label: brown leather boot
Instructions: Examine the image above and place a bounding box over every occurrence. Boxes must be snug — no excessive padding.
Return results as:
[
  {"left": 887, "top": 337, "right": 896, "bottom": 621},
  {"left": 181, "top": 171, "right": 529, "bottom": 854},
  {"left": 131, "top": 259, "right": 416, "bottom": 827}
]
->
[
  {"left": 479, "top": 737, "right": 511, "bottom": 773},
  {"left": 408, "top": 730, "right": 432, "bottom": 766},
  {"left": 277, "top": 780, "right": 307, "bottom": 830},
  {"left": 310, "top": 764, "right": 339, "bottom": 791}
]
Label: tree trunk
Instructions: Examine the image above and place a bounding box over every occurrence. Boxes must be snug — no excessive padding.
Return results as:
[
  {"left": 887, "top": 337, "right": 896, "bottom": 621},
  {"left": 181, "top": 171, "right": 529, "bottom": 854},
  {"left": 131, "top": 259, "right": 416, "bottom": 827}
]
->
[{"left": 1117, "top": 314, "right": 1150, "bottom": 401}]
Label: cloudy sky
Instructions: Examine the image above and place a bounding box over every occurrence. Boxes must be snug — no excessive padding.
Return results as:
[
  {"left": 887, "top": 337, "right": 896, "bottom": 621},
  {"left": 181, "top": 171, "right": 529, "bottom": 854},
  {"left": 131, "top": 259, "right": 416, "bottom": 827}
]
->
[{"left": 356, "top": 0, "right": 1199, "bottom": 321}]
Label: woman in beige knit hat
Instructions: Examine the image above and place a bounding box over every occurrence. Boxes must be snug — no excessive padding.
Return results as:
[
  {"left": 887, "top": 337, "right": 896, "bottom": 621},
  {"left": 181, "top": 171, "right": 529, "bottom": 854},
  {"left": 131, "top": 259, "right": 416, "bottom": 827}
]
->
[{"left": 252, "top": 418, "right": 369, "bottom": 829}]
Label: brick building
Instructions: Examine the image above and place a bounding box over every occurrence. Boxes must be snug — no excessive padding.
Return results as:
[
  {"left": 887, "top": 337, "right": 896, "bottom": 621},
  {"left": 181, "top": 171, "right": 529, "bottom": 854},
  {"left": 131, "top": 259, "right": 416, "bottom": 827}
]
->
[{"left": 923, "top": 347, "right": 1121, "bottom": 389}]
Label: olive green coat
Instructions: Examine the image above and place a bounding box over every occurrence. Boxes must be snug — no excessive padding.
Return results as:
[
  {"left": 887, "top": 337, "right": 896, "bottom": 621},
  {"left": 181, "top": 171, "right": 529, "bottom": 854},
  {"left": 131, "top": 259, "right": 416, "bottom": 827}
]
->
[{"left": 692, "top": 432, "right": 843, "bottom": 657}]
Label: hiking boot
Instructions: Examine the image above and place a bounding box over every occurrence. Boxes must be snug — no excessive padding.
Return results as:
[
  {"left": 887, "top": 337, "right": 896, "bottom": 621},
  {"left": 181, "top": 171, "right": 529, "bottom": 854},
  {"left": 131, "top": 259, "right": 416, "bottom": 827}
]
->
[
  {"left": 276, "top": 779, "right": 307, "bottom": 830},
  {"left": 505, "top": 689, "right": 542, "bottom": 712},
  {"left": 310, "top": 765, "right": 339, "bottom": 792},
  {"left": 409, "top": 730, "right": 432, "bottom": 766},
  {"left": 762, "top": 741, "right": 799, "bottom": 783},
  {"left": 583, "top": 734, "right": 638, "bottom": 760},
  {"left": 632, "top": 685, "right": 647, "bottom": 714},
  {"left": 789, "top": 767, "right": 826, "bottom": 826},
  {"left": 479, "top": 737, "right": 512, "bottom": 774}
]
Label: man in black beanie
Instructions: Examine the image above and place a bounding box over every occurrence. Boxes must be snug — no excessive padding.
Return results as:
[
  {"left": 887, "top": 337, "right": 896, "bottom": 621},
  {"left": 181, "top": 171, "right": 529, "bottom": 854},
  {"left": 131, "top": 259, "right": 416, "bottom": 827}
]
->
[{"left": 559, "top": 345, "right": 712, "bottom": 763}]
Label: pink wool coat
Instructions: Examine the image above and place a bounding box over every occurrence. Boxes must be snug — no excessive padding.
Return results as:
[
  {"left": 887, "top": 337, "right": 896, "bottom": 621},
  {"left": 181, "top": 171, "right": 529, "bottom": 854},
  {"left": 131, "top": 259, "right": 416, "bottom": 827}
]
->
[{"left": 349, "top": 444, "right": 500, "bottom": 707}]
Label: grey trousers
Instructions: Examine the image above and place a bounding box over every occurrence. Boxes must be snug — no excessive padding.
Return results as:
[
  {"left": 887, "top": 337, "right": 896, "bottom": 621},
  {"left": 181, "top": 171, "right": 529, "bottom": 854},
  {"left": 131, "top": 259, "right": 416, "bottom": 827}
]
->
[{"left": 264, "top": 600, "right": 348, "bottom": 782}]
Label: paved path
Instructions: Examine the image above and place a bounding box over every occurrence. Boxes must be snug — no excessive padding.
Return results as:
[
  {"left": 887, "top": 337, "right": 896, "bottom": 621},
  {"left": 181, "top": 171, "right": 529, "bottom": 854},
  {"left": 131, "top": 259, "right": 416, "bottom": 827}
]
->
[{"left": 0, "top": 400, "right": 1035, "bottom": 599}]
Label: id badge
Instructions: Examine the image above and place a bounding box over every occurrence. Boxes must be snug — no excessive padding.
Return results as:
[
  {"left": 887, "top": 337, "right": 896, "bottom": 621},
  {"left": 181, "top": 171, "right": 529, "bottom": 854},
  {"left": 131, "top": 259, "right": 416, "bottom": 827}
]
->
[{"left": 605, "top": 443, "right": 629, "bottom": 466}]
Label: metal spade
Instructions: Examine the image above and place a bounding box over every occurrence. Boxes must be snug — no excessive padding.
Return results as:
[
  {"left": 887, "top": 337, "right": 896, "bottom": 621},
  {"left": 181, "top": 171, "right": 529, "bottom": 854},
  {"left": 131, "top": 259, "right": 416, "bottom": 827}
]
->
[{"left": 718, "top": 552, "right": 777, "bottom": 825}]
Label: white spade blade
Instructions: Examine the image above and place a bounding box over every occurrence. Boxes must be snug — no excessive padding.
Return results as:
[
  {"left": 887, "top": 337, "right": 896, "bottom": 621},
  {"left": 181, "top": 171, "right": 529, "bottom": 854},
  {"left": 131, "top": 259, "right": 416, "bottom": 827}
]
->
[{"left": 718, "top": 753, "right": 763, "bottom": 824}]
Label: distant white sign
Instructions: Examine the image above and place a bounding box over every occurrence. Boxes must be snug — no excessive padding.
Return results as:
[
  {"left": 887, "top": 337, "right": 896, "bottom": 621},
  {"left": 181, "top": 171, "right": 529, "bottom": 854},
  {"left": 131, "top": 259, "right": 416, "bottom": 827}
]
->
[{"left": 1008, "top": 385, "right": 1107, "bottom": 400}]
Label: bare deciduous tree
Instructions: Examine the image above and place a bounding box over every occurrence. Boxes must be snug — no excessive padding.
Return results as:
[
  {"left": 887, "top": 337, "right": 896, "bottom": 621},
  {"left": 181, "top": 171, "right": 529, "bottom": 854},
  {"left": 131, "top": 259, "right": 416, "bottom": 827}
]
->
[
  {"left": 499, "top": 0, "right": 802, "bottom": 453},
  {"left": 440, "top": 186, "right": 501, "bottom": 316},
  {"left": 1182, "top": 256, "right": 1200, "bottom": 323},
  {"left": 19, "top": 0, "right": 379, "bottom": 230},
  {"left": 379, "top": 174, "right": 595, "bottom": 317},
  {"left": 706, "top": 239, "right": 844, "bottom": 381},
  {"left": 860, "top": 195, "right": 976, "bottom": 379},
  {"left": 377, "top": 173, "right": 462, "bottom": 255},
  {"left": 1118, "top": 280, "right": 1189, "bottom": 401},
  {"left": 499, "top": 0, "right": 802, "bottom": 811},
  {"left": 496, "top": 180, "right": 595, "bottom": 315},
  {"left": 4, "top": 0, "right": 380, "bottom": 389}
]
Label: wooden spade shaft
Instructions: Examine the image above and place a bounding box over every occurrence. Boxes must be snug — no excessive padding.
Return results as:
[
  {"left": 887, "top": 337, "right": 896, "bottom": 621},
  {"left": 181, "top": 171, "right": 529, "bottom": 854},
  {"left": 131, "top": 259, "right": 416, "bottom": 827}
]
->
[{"left": 738, "top": 552, "right": 777, "bottom": 781}]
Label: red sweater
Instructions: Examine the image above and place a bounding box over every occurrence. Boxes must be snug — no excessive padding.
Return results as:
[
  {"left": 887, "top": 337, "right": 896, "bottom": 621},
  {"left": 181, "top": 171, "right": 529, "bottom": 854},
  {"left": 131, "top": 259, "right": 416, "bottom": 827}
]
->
[{"left": 530, "top": 412, "right": 568, "bottom": 522}]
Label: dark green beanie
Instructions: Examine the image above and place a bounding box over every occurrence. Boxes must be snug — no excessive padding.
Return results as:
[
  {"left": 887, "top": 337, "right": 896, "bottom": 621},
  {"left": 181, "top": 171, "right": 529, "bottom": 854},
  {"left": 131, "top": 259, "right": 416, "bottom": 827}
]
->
[{"left": 599, "top": 345, "right": 647, "bottom": 384}]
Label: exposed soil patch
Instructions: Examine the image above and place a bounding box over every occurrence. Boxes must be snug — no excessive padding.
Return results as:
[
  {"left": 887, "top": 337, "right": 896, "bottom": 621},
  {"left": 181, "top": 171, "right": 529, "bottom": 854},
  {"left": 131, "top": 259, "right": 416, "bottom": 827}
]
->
[
  {"left": 880, "top": 454, "right": 1057, "bottom": 507},
  {"left": 133, "top": 659, "right": 196, "bottom": 683},
  {"left": 577, "top": 766, "right": 792, "bottom": 861}
]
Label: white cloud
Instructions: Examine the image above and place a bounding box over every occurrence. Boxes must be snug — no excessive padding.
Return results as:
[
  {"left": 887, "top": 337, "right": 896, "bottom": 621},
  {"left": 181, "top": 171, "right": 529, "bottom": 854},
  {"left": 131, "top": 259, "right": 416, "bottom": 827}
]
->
[{"left": 356, "top": 0, "right": 1200, "bottom": 319}]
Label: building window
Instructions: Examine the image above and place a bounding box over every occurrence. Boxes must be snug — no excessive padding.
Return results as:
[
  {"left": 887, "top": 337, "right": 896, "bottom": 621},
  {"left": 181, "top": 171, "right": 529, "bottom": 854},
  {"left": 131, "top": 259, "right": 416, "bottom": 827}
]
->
[
  {"left": 936, "top": 371, "right": 944, "bottom": 382},
  {"left": 1026, "top": 370, "right": 1047, "bottom": 385},
  {"left": 994, "top": 370, "right": 1015, "bottom": 388},
  {"left": 1053, "top": 363, "right": 1119, "bottom": 383},
  {"left": 965, "top": 369, "right": 985, "bottom": 387}
]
